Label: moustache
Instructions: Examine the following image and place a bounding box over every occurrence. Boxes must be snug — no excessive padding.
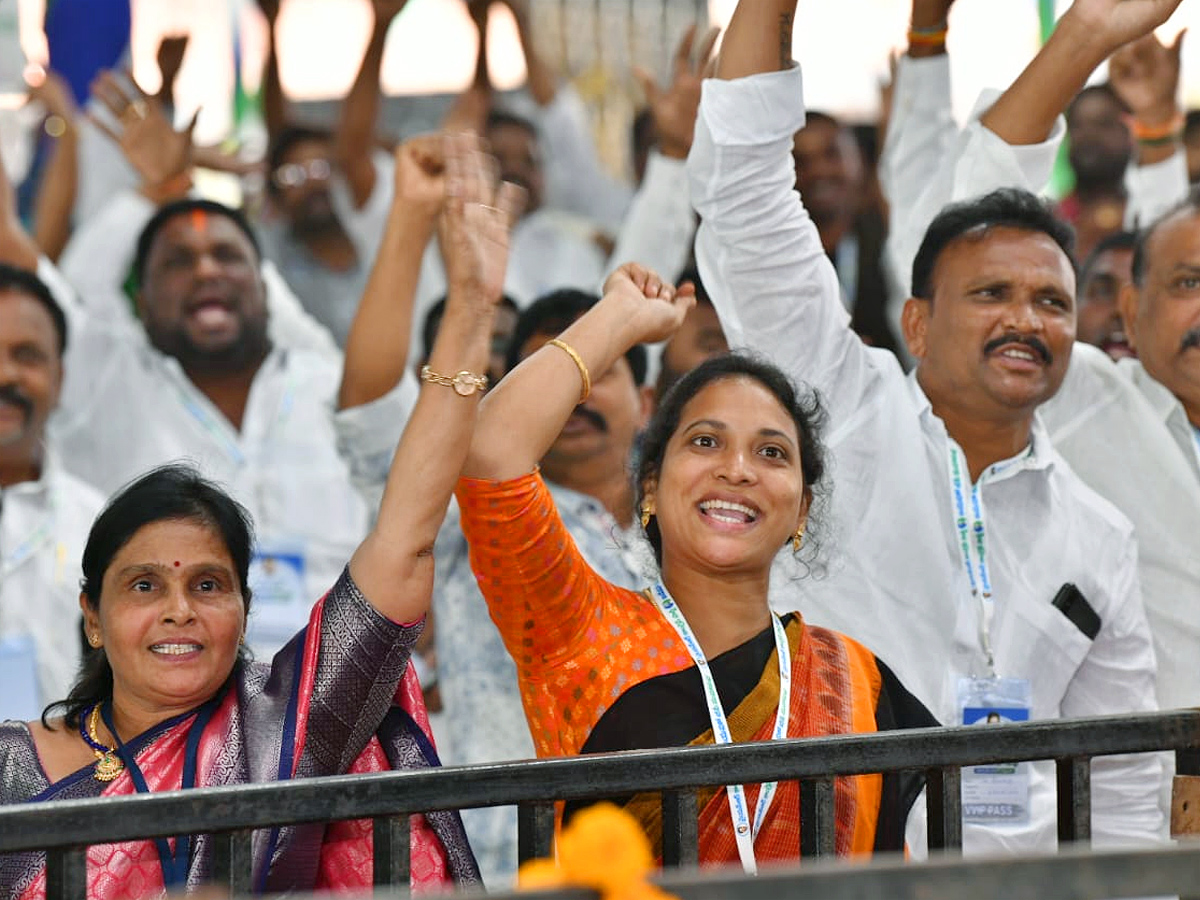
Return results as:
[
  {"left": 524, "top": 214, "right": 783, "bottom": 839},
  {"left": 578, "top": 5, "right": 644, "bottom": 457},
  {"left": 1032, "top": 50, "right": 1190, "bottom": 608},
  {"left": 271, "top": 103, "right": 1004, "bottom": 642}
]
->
[
  {"left": 1181, "top": 328, "right": 1200, "bottom": 353},
  {"left": 0, "top": 383, "right": 33, "bottom": 421},
  {"left": 570, "top": 405, "right": 608, "bottom": 432},
  {"left": 983, "top": 333, "right": 1052, "bottom": 366}
]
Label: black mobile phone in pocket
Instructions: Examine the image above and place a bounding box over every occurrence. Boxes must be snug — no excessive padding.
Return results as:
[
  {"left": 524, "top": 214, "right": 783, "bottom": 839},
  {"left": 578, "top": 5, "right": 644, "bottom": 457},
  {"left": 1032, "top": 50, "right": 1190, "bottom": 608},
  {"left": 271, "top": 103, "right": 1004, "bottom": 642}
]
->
[{"left": 1051, "top": 583, "right": 1101, "bottom": 641}]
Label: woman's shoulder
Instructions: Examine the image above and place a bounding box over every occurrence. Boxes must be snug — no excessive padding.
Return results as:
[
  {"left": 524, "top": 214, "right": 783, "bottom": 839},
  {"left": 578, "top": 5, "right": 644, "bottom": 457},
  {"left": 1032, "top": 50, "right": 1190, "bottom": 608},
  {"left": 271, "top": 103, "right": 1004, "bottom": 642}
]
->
[
  {"left": 0, "top": 719, "right": 35, "bottom": 751},
  {"left": 0, "top": 720, "right": 50, "bottom": 798}
]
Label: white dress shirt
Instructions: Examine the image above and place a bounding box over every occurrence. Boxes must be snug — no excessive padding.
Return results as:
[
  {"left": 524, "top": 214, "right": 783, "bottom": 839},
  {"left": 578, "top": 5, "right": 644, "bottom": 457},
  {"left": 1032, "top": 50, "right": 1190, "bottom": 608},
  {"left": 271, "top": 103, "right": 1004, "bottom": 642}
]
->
[
  {"left": 0, "top": 456, "right": 105, "bottom": 717},
  {"left": 881, "top": 54, "right": 1200, "bottom": 713},
  {"left": 42, "top": 200, "right": 366, "bottom": 658},
  {"left": 688, "top": 63, "right": 1165, "bottom": 854}
]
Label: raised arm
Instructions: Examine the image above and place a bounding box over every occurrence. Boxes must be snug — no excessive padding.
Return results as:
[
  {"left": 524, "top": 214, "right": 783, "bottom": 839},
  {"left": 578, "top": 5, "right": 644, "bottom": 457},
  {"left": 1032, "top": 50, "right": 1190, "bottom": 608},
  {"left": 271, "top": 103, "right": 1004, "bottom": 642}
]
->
[
  {"left": 256, "top": 0, "right": 288, "bottom": 142},
  {"left": 441, "top": 0, "right": 492, "bottom": 134},
  {"left": 606, "top": 25, "right": 716, "bottom": 284},
  {"left": 465, "top": 264, "right": 692, "bottom": 481},
  {"left": 499, "top": 0, "right": 555, "bottom": 107},
  {"left": 335, "top": 0, "right": 409, "bottom": 208},
  {"left": 0, "top": 121, "right": 42, "bottom": 271},
  {"left": 338, "top": 136, "right": 446, "bottom": 410},
  {"left": 981, "top": 0, "right": 1181, "bottom": 147},
  {"left": 28, "top": 71, "right": 80, "bottom": 262},
  {"left": 879, "top": 0, "right": 957, "bottom": 276},
  {"left": 887, "top": 0, "right": 1182, "bottom": 302},
  {"left": 1110, "top": 30, "right": 1190, "bottom": 226},
  {"left": 689, "top": 0, "right": 871, "bottom": 414},
  {"left": 348, "top": 133, "right": 523, "bottom": 623}
]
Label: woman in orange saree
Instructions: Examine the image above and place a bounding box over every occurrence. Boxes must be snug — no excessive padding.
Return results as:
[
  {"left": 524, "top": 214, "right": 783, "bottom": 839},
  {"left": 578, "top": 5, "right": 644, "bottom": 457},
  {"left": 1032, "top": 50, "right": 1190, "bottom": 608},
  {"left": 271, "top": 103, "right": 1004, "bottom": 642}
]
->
[{"left": 457, "top": 265, "right": 937, "bottom": 873}]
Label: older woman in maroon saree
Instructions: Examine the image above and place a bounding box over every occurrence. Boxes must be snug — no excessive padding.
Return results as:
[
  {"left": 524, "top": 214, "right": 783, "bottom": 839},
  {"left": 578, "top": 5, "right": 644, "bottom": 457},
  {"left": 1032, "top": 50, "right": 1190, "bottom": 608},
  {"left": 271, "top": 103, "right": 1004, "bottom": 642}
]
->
[
  {"left": 0, "top": 131, "right": 524, "bottom": 898},
  {"left": 0, "top": 566, "right": 475, "bottom": 895}
]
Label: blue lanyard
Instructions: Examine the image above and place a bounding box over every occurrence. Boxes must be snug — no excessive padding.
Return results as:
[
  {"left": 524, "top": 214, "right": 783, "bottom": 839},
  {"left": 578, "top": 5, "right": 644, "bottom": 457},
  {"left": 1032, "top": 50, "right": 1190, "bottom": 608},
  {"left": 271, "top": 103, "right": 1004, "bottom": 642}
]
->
[{"left": 100, "top": 693, "right": 224, "bottom": 888}]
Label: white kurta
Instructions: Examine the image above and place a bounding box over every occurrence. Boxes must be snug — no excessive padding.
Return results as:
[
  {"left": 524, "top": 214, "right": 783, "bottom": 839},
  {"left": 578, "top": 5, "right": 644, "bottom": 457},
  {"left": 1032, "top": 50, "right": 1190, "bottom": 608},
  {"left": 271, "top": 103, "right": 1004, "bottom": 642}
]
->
[
  {"left": 688, "top": 63, "right": 1165, "bottom": 855},
  {"left": 881, "top": 53, "right": 1200, "bottom": 714},
  {"left": 0, "top": 457, "right": 104, "bottom": 716}
]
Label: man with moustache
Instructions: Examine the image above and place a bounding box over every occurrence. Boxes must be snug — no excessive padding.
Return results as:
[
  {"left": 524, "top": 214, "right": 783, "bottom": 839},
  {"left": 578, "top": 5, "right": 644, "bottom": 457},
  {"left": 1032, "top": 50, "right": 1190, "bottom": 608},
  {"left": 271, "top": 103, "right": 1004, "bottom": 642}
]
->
[
  {"left": 881, "top": 0, "right": 1200, "bottom": 716},
  {"left": 691, "top": 0, "right": 1167, "bottom": 857},
  {"left": 0, "top": 263, "right": 104, "bottom": 719}
]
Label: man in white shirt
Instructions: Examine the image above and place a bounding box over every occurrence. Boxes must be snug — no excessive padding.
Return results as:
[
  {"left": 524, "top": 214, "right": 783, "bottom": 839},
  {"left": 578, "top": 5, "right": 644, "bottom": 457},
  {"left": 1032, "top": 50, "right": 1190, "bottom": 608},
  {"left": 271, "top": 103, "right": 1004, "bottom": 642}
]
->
[
  {"left": 882, "top": 0, "right": 1200, "bottom": 714},
  {"left": 46, "top": 197, "right": 371, "bottom": 658},
  {"left": 689, "top": 0, "right": 1169, "bottom": 857},
  {"left": 0, "top": 262, "right": 104, "bottom": 717}
]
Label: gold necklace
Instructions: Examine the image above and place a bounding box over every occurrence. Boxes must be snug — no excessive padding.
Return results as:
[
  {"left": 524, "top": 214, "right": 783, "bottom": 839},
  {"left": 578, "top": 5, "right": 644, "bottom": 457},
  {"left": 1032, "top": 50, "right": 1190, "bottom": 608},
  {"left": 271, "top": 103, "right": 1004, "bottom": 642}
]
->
[{"left": 85, "top": 705, "right": 125, "bottom": 782}]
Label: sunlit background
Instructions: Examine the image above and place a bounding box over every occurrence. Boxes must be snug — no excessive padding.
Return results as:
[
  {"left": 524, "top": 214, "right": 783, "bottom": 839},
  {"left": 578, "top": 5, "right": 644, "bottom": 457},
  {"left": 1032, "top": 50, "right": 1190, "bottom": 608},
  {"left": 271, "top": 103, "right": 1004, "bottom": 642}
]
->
[{"left": 4, "top": 0, "right": 1200, "bottom": 175}]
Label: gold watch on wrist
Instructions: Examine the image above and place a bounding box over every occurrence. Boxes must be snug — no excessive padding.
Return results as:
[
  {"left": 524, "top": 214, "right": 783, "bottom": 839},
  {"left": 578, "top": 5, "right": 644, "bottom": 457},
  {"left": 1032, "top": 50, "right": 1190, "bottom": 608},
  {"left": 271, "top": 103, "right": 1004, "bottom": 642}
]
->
[{"left": 419, "top": 364, "right": 488, "bottom": 396}]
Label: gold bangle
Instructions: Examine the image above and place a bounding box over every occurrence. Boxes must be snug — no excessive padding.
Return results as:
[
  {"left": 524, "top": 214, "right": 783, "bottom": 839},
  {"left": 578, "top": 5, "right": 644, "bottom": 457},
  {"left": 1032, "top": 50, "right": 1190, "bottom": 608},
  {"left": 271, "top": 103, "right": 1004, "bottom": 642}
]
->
[
  {"left": 546, "top": 338, "right": 590, "bottom": 403},
  {"left": 419, "top": 364, "right": 488, "bottom": 396}
]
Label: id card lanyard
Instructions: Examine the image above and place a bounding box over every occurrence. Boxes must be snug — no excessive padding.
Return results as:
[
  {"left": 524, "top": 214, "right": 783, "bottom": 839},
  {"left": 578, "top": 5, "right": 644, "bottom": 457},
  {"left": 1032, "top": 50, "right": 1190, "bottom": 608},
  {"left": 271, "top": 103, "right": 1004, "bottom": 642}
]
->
[
  {"left": 649, "top": 582, "right": 790, "bottom": 875},
  {"left": 946, "top": 444, "right": 996, "bottom": 675}
]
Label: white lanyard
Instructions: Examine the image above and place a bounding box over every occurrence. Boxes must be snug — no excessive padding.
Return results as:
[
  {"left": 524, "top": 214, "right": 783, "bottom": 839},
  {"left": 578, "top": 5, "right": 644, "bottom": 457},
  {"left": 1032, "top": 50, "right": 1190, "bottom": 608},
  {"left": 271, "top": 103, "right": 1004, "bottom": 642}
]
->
[
  {"left": 0, "top": 493, "right": 58, "bottom": 582},
  {"left": 946, "top": 444, "right": 996, "bottom": 674},
  {"left": 167, "top": 354, "right": 298, "bottom": 469},
  {"left": 648, "top": 582, "right": 790, "bottom": 875}
]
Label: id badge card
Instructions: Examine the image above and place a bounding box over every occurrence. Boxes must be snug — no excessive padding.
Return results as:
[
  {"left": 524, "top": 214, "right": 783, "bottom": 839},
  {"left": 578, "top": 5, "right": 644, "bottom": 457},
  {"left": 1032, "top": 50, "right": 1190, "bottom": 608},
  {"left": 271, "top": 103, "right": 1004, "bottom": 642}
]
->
[
  {"left": 958, "top": 675, "right": 1032, "bottom": 824},
  {"left": 246, "top": 540, "right": 309, "bottom": 654},
  {"left": 0, "top": 634, "right": 41, "bottom": 722}
]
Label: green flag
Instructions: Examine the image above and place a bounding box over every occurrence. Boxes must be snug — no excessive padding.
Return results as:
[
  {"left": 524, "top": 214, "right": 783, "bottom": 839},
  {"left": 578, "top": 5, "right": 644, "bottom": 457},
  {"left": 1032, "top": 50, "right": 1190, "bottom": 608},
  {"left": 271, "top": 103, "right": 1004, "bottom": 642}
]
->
[{"left": 1040, "top": 0, "right": 1075, "bottom": 198}]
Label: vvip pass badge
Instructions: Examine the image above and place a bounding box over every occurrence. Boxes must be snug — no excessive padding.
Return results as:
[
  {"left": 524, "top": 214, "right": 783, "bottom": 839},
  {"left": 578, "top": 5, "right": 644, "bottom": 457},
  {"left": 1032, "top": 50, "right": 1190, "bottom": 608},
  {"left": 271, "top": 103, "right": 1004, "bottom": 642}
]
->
[
  {"left": 958, "top": 676, "right": 1032, "bottom": 824},
  {"left": 248, "top": 545, "right": 306, "bottom": 606}
]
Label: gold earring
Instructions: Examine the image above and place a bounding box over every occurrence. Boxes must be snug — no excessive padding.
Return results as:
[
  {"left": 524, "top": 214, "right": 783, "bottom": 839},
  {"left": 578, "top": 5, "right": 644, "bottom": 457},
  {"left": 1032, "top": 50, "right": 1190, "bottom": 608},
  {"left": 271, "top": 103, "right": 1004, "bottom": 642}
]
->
[
  {"left": 88, "top": 633, "right": 100, "bottom": 648},
  {"left": 792, "top": 529, "right": 804, "bottom": 553},
  {"left": 640, "top": 502, "right": 654, "bottom": 529}
]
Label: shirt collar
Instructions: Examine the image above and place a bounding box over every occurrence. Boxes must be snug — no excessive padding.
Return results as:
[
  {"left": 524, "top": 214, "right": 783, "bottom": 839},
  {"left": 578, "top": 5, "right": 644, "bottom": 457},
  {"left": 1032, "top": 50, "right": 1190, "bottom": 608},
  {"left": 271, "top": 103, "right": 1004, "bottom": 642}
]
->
[{"left": 905, "top": 369, "right": 1057, "bottom": 481}]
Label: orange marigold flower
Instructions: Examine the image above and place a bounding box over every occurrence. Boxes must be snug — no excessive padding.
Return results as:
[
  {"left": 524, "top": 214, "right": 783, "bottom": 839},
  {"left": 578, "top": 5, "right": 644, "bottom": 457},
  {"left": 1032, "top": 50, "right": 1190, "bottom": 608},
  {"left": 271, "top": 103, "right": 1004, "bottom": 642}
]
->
[
  {"left": 556, "top": 803, "right": 653, "bottom": 893},
  {"left": 517, "top": 859, "right": 568, "bottom": 890}
]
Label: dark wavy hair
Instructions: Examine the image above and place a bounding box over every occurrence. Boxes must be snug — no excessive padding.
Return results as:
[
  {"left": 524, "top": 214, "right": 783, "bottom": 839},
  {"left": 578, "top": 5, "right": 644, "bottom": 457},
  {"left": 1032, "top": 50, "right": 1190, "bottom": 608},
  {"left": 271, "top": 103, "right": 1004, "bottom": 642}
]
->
[
  {"left": 506, "top": 289, "right": 648, "bottom": 385},
  {"left": 0, "top": 263, "right": 68, "bottom": 352},
  {"left": 911, "top": 187, "right": 1075, "bottom": 300},
  {"left": 133, "top": 198, "right": 262, "bottom": 288},
  {"left": 634, "top": 352, "right": 827, "bottom": 568},
  {"left": 42, "top": 464, "right": 255, "bottom": 728}
]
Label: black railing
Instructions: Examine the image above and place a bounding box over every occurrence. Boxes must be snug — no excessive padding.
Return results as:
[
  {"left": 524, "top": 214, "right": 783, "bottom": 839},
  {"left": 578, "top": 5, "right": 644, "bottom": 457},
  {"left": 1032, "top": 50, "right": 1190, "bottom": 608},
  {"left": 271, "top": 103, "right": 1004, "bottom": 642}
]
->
[
  {"left": 481, "top": 839, "right": 1200, "bottom": 900},
  {"left": 0, "top": 710, "right": 1196, "bottom": 898}
]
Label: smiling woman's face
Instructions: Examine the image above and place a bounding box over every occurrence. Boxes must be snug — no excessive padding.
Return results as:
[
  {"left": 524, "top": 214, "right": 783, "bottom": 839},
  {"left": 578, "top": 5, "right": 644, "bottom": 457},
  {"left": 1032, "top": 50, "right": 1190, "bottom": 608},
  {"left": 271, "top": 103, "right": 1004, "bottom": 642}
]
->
[
  {"left": 648, "top": 376, "right": 808, "bottom": 579},
  {"left": 82, "top": 518, "right": 245, "bottom": 723}
]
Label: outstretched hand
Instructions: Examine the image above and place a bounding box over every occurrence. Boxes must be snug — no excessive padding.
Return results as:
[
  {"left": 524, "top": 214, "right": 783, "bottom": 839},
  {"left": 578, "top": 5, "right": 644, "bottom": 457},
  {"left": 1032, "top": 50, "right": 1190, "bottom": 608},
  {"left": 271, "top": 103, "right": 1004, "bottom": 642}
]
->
[
  {"left": 1109, "top": 29, "right": 1184, "bottom": 124},
  {"left": 603, "top": 263, "right": 696, "bottom": 345},
  {"left": 1063, "top": 0, "right": 1184, "bottom": 58},
  {"left": 633, "top": 23, "right": 720, "bottom": 160},
  {"left": 438, "top": 132, "right": 525, "bottom": 310},
  {"left": 90, "top": 71, "right": 196, "bottom": 192}
]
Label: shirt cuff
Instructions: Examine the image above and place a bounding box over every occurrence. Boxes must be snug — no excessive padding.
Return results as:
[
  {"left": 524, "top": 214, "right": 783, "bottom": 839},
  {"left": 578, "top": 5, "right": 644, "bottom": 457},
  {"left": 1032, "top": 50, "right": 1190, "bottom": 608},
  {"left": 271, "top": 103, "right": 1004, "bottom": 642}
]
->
[
  {"left": 892, "top": 53, "right": 952, "bottom": 116},
  {"left": 963, "top": 88, "right": 1066, "bottom": 195},
  {"left": 698, "top": 64, "right": 807, "bottom": 146},
  {"left": 640, "top": 150, "right": 690, "bottom": 196},
  {"left": 1124, "top": 150, "right": 1189, "bottom": 229},
  {"left": 334, "top": 370, "right": 420, "bottom": 488}
]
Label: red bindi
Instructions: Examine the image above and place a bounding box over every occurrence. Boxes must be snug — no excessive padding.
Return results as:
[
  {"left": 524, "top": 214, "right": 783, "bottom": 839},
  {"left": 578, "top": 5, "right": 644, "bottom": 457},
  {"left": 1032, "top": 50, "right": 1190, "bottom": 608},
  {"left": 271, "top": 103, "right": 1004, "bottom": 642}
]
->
[
  {"left": 174, "top": 561, "right": 181, "bottom": 567},
  {"left": 189, "top": 209, "right": 209, "bottom": 235}
]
